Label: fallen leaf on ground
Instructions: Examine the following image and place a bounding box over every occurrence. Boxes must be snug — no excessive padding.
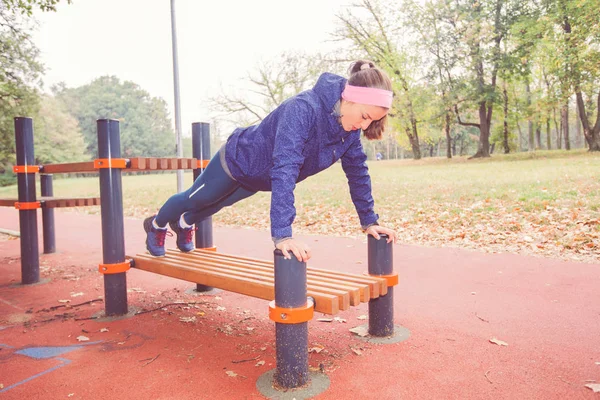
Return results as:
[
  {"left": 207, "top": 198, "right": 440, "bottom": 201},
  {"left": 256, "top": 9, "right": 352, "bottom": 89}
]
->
[
  {"left": 216, "top": 306, "right": 226, "bottom": 311},
  {"left": 489, "top": 338, "right": 508, "bottom": 346},
  {"left": 317, "top": 318, "right": 333, "bottom": 322},
  {"left": 58, "top": 300, "right": 70, "bottom": 303},
  {"left": 349, "top": 326, "right": 369, "bottom": 337},
  {"left": 351, "top": 348, "right": 363, "bottom": 356},
  {"left": 76, "top": 336, "right": 89, "bottom": 342},
  {"left": 334, "top": 317, "right": 347, "bottom": 323},
  {"left": 309, "top": 344, "right": 325, "bottom": 354},
  {"left": 585, "top": 383, "right": 600, "bottom": 393},
  {"left": 70, "top": 292, "right": 84, "bottom": 297},
  {"left": 225, "top": 371, "right": 237, "bottom": 377},
  {"left": 255, "top": 361, "right": 265, "bottom": 367},
  {"left": 179, "top": 316, "right": 196, "bottom": 323},
  {"left": 356, "top": 315, "right": 367, "bottom": 320},
  {"left": 100, "top": 328, "right": 109, "bottom": 333}
]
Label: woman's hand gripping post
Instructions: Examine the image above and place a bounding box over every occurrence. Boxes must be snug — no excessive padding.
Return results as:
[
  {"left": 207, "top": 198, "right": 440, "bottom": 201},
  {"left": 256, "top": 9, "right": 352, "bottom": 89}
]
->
[
  {"left": 275, "top": 238, "right": 312, "bottom": 262},
  {"left": 364, "top": 225, "right": 398, "bottom": 243}
]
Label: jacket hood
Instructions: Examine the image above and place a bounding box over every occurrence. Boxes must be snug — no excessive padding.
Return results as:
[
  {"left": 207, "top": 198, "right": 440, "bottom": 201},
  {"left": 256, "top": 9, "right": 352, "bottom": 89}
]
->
[{"left": 312, "top": 73, "right": 346, "bottom": 111}]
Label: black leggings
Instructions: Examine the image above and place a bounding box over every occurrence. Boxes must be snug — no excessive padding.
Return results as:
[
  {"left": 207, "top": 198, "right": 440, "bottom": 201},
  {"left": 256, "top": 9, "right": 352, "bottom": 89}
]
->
[{"left": 154, "top": 150, "right": 256, "bottom": 227}]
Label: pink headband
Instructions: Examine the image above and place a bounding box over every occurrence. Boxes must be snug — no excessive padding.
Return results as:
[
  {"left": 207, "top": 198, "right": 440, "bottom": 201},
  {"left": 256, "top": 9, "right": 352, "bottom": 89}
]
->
[{"left": 341, "top": 84, "right": 393, "bottom": 108}]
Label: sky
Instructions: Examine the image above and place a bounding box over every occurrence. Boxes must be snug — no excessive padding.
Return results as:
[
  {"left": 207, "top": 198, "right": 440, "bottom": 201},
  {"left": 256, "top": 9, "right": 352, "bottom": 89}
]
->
[{"left": 32, "top": 0, "right": 355, "bottom": 137}]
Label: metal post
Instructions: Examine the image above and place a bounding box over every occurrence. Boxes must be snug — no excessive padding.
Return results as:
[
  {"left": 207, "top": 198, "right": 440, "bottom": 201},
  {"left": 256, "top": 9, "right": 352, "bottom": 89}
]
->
[
  {"left": 192, "top": 122, "right": 213, "bottom": 292},
  {"left": 97, "top": 119, "right": 128, "bottom": 316},
  {"left": 273, "top": 249, "right": 309, "bottom": 388},
  {"left": 14, "top": 117, "right": 39, "bottom": 284},
  {"left": 40, "top": 174, "right": 56, "bottom": 254},
  {"left": 368, "top": 234, "right": 394, "bottom": 337}
]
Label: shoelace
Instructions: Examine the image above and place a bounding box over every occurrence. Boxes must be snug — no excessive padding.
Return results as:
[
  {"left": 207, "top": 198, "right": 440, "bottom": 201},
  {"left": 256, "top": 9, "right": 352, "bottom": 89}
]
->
[
  {"left": 183, "top": 227, "right": 197, "bottom": 243},
  {"left": 154, "top": 229, "right": 172, "bottom": 246}
]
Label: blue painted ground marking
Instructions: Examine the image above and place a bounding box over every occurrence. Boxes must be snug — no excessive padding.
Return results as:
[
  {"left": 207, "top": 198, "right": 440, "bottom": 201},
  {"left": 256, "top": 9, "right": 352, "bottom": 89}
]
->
[
  {"left": 0, "top": 358, "right": 71, "bottom": 393},
  {"left": 0, "top": 341, "right": 102, "bottom": 394},
  {"left": 15, "top": 341, "right": 102, "bottom": 359}
]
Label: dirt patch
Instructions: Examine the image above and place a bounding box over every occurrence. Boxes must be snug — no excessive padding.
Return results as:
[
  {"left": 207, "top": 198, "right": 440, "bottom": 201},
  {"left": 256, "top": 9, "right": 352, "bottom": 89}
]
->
[{"left": 3, "top": 312, "right": 33, "bottom": 325}]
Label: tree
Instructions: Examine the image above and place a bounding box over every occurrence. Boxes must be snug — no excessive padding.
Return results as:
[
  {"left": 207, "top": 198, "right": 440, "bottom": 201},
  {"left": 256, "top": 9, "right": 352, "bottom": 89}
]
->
[
  {"left": 33, "top": 94, "right": 87, "bottom": 164},
  {"left": 2, "top": 0, "right": 70, "bottom": 15},
  {"left": 404, "top": 0, "right": 461, "bottom": 158},
  {"left": 210, "top": 51, "right": 336, "bottom": 127},
  {"left": 53, "top": 76, "right": 175, "bottom": 158},
  {"left": 0, "top": 4, "right": 43, "bottom": 178},
  {"left": 335, "top": 0, "right": 424, "bottom": 159},
  {"left": 536, "top": 0, "right": 600, "bottom": 151}
]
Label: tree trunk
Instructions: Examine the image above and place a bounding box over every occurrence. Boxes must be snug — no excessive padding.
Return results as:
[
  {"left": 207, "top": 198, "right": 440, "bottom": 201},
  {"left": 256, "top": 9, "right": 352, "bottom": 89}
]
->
[
  {"left": 546, "top": 118, "right": 551, "bottom": 150},
  {"left": 576, "top": 101, "right": 583, "bottom": 148},
  {"left": 503, "top": 85, "right": 510, "bottom": 153},
  {"left": 555, "top": 107, "right": 562, "bottom": 150},
  {"left": 445, "top": 112, "right": 452, "bottom": 158},
  {"left": 562, "top": 102, "right": 570, "bottom": 150},
  {"left": 471, "top": 102, "right": 491, "bottom": 158},
  {"left": 535, "top": 123, "right": 542, "bottom": 149},
  {"left": 526, "top": 81, "right": 534, "bottom": 151},
  {"left": 386, "top": 134, "right": 390, "bottom": 159},
  {"left": 406, "top": 127, "right": 421, "bottom": 159},
  {"left": 576, "top": 91, "right": 600, "bottom": 151}
]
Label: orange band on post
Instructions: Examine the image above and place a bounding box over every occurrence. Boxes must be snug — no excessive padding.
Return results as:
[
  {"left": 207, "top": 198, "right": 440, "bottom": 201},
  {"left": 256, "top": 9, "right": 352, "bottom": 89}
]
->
[
  {"left": 198, "top": 246, "right": 217, "bottom": 252},
  {"left": 269, "top": 298, "right": 314, "bottom": 324},
  {"left": 98, "top": 260, "right": 131, "bottom": 274},
  {"left": 13, "top": 165, "right": 40, "bottom": 173},
  {"left": 15, "top": 201, "right": 41, "bottom": 210},
  {"left": 196, "top": 159, "right": 209, "bottom": 169},
  {"left": 94, "top": 158, "right": 128, "bottom": 169},
  {"left": 369, "top": 272, "right": 399, "bottom": 287}
]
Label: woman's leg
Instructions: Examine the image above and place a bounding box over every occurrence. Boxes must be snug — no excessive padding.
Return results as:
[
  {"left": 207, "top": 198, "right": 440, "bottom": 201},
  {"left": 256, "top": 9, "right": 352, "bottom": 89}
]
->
[
  {"left": 154, "top": 150, "right": 238, "bottom": 227},
  {"left": 182, "top": 185, "right": 257, "bottom": 225}
]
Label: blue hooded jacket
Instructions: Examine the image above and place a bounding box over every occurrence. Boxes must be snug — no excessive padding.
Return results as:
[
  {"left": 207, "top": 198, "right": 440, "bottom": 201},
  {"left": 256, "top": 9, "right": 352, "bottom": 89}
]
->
[{"left": 224, "top": 72, "right": 379, "bottom": 239}]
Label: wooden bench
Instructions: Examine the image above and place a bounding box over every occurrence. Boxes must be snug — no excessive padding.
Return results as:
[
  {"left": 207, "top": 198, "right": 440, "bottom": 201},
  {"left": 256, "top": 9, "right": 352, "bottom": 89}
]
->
[{"left": 130, "top": 248, "right": 389, "bottom": 315}]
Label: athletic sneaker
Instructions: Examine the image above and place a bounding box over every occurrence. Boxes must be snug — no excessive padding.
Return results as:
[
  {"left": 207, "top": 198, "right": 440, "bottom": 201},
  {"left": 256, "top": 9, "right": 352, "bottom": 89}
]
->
[
  {"left": 143, "top": 216, "right": 169, "bottom": 256},
  {"left": 169, "top": 220, "right": 195, "bottom": 253}
]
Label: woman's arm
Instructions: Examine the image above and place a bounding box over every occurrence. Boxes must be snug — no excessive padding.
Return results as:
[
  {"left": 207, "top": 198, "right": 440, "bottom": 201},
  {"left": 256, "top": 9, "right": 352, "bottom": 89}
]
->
[
  {"left": 340, "top": 138, "right": 379, "bottom": 228},
  {"left": 270, "top": 99, "right": 314, "bottom": 242}
]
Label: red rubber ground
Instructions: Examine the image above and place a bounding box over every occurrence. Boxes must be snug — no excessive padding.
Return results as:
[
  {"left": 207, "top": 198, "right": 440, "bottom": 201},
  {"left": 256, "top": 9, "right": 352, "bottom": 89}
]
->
[{"left": 0, "top": 208, "right": 598, "bottom": 399}]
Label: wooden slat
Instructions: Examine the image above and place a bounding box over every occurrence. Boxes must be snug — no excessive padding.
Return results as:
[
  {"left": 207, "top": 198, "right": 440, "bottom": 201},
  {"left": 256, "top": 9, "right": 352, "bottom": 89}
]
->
[
  {"left": 173, "top": 250, "right": 363, "bottom": 306},
  {"left": 126, "top": 157, "right": 198, "bottom": 171},
  {"left": 129, "top": 158, "right": 146, "bottom": 170},
  {"left": 42, "top": 161, "right": 96, "bottom": 174},
  {"left": 162, "top": 252, "right": 354, "bottom": 309},
  {"left": 132, "top": 254, "right": 339, "bottom": 314},
  {"left": 0, "top": 198, "right": 16, "bottom": 207},
  {"left": 40, "top": 197, "right": 100, "bottom": 208},
  {"left": 191, "top": 249, "right": 386, "bottom": 297}
]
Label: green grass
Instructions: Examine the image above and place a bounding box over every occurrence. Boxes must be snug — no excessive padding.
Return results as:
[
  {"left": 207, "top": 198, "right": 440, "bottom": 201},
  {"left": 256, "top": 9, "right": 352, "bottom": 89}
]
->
[{"left": 1, "top": 149, "right": 598, "bottom": 262}]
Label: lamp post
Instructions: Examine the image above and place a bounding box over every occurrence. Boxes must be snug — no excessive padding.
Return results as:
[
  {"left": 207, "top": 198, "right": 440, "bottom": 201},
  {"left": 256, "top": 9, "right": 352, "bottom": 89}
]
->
[{"left": 170, "top": 0, "right": 184, "bottom": 192}]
